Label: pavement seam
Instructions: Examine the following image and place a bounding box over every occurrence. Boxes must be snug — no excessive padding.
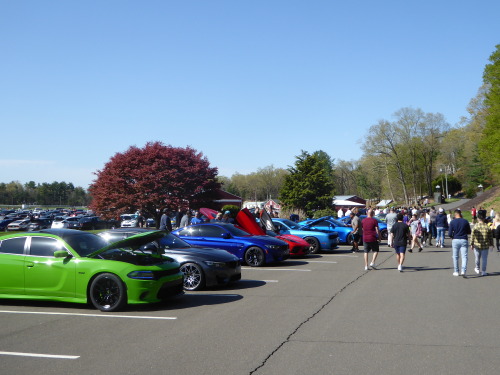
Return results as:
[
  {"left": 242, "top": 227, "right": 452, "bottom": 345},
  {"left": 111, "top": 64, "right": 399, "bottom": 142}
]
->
[{"left": 248, "top": 251, "right": 393, "bottom": 375}]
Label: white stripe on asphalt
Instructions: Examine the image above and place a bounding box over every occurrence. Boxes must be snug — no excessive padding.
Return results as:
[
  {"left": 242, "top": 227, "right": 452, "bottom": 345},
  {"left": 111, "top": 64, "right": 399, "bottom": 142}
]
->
[
  {"left": 263, "top": 280, "right": 279, "bottom": 282},
  {"left": 0, "top": 310, "right": 177, "bottom": 320},
  {"left": 0, "top": 351, "right": 79, "bottom": 359},
  {"left": 318, "top": 254, "right": 358, "bottom": 257},
  {"left": 242, "top": 267, "right": 311, "bottom": 271},
  {"left": 304, "top": 260, "right": 337, "bottom": 264}
]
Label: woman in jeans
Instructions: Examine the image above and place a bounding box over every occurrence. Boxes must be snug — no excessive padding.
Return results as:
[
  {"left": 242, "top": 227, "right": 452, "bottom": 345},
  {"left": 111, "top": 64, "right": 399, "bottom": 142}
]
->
[{"left": 435, "top": 208, "right": 448, "bottom": 248}]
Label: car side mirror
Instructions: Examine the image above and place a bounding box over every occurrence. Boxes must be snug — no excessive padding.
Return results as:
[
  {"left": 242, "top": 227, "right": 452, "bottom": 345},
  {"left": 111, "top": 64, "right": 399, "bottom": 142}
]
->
[
  {"left": 54, "top": 250, "right": 70, "bottom": 258},
  {"left": 221, "top": 233, "right": 231, "bottom": 239}
]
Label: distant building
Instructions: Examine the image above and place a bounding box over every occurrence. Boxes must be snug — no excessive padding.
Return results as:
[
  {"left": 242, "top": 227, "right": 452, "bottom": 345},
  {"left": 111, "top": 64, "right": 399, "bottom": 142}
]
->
[
  {"left": 211, "top": 190, "right": 242, "bottom": 210},
  {"left": 333, "top": 195, "right": 366, "bottom": 207}
]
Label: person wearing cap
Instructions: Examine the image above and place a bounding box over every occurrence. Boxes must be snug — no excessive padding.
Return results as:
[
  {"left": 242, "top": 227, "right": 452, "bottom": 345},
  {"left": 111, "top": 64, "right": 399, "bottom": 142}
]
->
[
  {"left": 435, "top": 207, "right": 449, "bottom": 248},
  {"left": 470, "top": 211, "right": 493, "bottom": 276},
  {"left": 448, "top": 209, "right": 471, "bottom": 277}
]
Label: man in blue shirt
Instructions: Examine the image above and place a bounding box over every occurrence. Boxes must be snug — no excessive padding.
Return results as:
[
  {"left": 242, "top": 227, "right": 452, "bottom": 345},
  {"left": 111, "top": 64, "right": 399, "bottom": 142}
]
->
[{"left": 448, "top": 209, "right": 471, "bottom": 277}]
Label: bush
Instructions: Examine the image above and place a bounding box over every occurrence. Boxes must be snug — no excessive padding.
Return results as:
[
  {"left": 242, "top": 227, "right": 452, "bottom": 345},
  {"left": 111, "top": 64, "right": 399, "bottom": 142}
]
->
[
  {"left": 464, "top": 187, "right": 476, "bottom": 199},
  {"left": 221, "top": 205, "right": 240, "bottom": 218},
  {"left": 312, "top": 209, "right": 336, "bottom": 219}
]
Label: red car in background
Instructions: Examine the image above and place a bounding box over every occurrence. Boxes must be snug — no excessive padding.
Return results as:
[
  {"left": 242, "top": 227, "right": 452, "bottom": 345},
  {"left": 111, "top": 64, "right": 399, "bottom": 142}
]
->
[{"left": 235, "top": 208, "right": 310, "bottom": 257}]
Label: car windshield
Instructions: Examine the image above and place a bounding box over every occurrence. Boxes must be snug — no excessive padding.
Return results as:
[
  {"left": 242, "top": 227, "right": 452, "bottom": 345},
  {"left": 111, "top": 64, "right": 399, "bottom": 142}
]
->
[
  {"left": 330, "top": 219, "right": 347, "bottom": 227},
  {"left": 277, "top": 219, "right": 301, "bottom": 229},
  {"left": 159, "top": 233, "right": 192, "bottom": 249},
  {"left": 64, "top": 234, "right": 110, "bottom": 257}
]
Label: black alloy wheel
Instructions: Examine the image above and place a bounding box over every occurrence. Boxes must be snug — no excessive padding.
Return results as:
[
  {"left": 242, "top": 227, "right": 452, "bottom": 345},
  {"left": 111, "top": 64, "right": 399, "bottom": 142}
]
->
[
  {"left": 244, "top": 246, "right": 265, "bottom": 267},
  {"left": 89, "top": 273, "right": 127, "bottom": 312},
  {"left": 304, "top": 236, "right": 320, "bottom": 254}
]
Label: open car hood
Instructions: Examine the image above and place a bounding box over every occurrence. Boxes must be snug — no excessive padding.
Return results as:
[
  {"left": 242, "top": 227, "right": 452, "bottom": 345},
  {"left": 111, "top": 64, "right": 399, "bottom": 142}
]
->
[{"left": 87, "top": 230, "right": 167, "bottom": 258}]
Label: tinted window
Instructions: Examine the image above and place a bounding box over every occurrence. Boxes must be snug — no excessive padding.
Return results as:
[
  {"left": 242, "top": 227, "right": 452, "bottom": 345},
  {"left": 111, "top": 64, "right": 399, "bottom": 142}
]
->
[
  {"left": 0, "top": 237, "right": 26, "bottom": 254},
  {"left": 64, "top": 234, "right": 108, "bottom": 257},
  {"left": 29, "top": 237, "right": 64, "bottom": 257},
  {"left": 197, "top": 225, "right": 226, "bottom": 237},
  {"left": 177, "top": 227, "right": 199, "bottom": 237}
]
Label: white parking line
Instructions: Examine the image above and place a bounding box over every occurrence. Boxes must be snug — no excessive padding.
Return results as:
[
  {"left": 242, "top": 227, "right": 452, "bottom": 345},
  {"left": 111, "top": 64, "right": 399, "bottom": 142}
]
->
[
  {"left": 0, "top": 310, "right": 177, "bottom": 320},
  {"left": 263, "top": 280, "right": 279, "bottom": 282},
  {"left": 317, "top": 254, "right": 358, "bottom": 258},
  {"left": 0, "top": 351, "right": 79, "bottom": 359},
  {"left": 304, "top": 260, "right": 337, "bottom": 264},
  {"left": 242, "top": 267, "right": 311, "bottom": 271}
]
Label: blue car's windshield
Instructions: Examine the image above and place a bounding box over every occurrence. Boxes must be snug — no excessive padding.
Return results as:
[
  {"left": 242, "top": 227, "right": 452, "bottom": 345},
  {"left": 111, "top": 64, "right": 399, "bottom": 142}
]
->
[
  {"left": 159, "top": 233, "right": 192, "bottom": 249},
  {"left": 277, "top": 219, "right": 301, "bottom": 230}
]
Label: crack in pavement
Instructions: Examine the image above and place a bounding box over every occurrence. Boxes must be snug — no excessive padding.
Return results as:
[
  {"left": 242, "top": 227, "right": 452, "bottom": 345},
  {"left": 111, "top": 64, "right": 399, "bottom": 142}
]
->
[{"left": 249, "top": 251, "right": 394, "bottom": 374}]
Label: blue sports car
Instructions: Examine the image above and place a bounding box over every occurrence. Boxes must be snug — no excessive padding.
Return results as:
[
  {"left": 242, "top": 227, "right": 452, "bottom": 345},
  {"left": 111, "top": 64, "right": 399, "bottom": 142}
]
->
[
  {"left": 298, "top": 216, "right": 354, "bottom": 244},
  {"left": 271, "top": 218, "right": 339, "bottom": 254},
  {"left": 339, "top": 215, "right": 388, "bottom": 240},
  {"left": 172, "top": 223, "right": 289, "bottom": 267}
]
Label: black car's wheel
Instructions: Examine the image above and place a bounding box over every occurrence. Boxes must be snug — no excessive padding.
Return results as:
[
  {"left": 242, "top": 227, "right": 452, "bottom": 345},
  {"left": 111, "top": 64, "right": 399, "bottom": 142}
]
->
[
  {"left": 245, "top": 246, "right": 265, "bottom": 267},
  {"left": 180, "top": 262, "right": 205, "bottom": 291},
  {"left": 380, "top": 229, "right": 388, "bottom": 240},
  {"left": 346, "top": 233, "right": 354, "bottom": 245},
  {"left": 304, "top": 236, "right": 321, "bottom": 254},
  {"left": 89, "top": 273, "right": 127, "bottom": 312}
]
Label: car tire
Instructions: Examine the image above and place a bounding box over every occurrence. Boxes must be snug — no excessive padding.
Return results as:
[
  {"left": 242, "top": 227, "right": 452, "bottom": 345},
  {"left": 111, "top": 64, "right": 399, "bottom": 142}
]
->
[
  {"left": 244, "top": 246, "right": 265, "bottom": 267},
  {"left": 89, "top": 273, "right": 127, "bottom": 312},
  {"left": 180, "top": 262, "right": 205, "bottom": 291},
  {"left": 380, "top": 229, "right": 388, "bottom": 240},
  {"left": 304, "top": 236, "right": 321, "bottom": 254}
]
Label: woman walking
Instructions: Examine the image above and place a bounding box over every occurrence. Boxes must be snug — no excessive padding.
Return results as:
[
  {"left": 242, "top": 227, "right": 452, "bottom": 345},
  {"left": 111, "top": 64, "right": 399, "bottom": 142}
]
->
[{"left": 409, "top": 214, "right": 423, "bottom": 253}]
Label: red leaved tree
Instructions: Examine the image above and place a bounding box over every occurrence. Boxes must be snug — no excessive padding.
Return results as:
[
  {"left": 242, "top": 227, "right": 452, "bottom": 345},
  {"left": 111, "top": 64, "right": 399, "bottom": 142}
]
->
[{"left": 89, "top": 142, "right": 220, "bottom": 226}]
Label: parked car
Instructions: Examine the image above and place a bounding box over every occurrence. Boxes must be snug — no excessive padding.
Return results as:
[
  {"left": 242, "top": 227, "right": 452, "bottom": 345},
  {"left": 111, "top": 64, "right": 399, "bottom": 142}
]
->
[
  {"left": 298, "top": 216, "right": 354, "bottom": 244},
  {"left": 0, "top": 229, "right": 184, "bottom": 311},
  {"left": 271, "top": 218, "right": 340, "bottom": 254},
  {"left": 6, "top": 218, "right": 31, "bottom": 231},
  {"left": 28, "top": 218, "right": 53, "bottom": 231},
  {"left": 121, "top": 214, "right": 139, "bottom": 228},
  {"left": 0, "top": 219, "right": 16, "bottom": 231},
  {"left": 172, "top": 223, "right": 290, "bottom": 267},
  {"left": 52, "top": 216, "right": 80, "bottom": 229},
  {"left": 99, "top": 228, "right": 241, "bottom": 291},
  {"left": 68, "top": 216, "right": 118, "bottom": 230},
  {"left": 339, "top": 215, "right": 388, "bottom": 240}
]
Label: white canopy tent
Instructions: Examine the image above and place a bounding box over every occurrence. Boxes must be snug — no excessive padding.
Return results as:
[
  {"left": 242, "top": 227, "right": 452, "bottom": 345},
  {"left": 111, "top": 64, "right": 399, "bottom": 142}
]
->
[{"left": 333, "top": 200, "right": 364, "bottom": 206}]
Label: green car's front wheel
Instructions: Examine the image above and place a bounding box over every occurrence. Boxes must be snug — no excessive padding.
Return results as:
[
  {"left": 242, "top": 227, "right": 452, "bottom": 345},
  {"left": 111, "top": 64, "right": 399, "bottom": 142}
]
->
[{"left": 89, "top": 273, "right": 127, "bottom": 312}]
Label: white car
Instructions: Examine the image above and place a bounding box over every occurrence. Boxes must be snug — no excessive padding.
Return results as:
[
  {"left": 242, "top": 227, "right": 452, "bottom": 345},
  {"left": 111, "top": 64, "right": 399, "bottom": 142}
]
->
[
  {"left": 51, "top": 216, "right": 80, "bottom": 229},
  {"left": 7, "top": 219, "right": 31, "bottom": 231},
  {"left": 120, "top": 214, "right": 139, "bottom": 228}
]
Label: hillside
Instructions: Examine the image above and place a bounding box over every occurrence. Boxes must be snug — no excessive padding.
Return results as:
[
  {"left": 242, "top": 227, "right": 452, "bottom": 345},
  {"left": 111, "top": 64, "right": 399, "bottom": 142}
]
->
[{"left": 458, "top": 186, "right": 500, "bottom": 211}]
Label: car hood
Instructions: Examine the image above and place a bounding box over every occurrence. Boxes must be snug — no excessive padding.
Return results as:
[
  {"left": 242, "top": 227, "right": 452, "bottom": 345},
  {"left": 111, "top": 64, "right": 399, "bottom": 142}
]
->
[
  {"left": 87, "top": 230, "right": 167, "bottom": 258},
  {"left": 165, "top": 247, "right": 238, "bottom": 261}
]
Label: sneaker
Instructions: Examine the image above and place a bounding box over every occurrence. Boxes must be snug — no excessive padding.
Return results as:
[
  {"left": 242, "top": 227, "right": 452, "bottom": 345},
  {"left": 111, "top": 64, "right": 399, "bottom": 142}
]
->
[
  {"left": 408, "top": 249, "right": 413, "bottom": 253},
  {"left": 364, "top": 266, "right": 369, "bottom": 271},
  {"left": 440, "top": 245, "right": 444, "bottom": 248},
  {"left": 370, "top": 262, "right": 377, "bottom": 269},
  {"left": 418, "top": 247, "right": 423, "bottom": 252},
  {"left": 398, "top": 265, "right": 403, "bottom": 272},
  {"left": 453, "top": 272, "right": 459, "bottom": 276},
  {"left": 481, "top": 272, "right": 488, "bottom": 276},
  {"left": 474, "top": 268, "right": 480, "bottom": 274}
]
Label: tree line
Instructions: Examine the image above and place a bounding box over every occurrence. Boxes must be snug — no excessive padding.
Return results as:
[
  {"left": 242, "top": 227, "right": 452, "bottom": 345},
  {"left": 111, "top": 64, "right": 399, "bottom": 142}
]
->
[{"left": 0, "top": 181, "right": 91, "bottom": 207}]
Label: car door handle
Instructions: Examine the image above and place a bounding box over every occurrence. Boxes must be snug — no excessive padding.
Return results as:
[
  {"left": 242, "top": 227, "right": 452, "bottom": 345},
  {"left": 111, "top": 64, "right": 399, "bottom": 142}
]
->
[{"left": 26, "top": 262, "right": 35, "bottom": 268}]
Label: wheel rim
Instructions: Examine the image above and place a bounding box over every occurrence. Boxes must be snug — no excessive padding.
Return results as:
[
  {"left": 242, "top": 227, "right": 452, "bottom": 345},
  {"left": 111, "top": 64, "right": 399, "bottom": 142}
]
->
[
  {"left": 180, "top": 264, "right": 202, "bottom": 290},
  {"left": 305, "top": 238, "right": 319, "bottom": 253},
  {"left": 91, "top": 277, "right": 121, "bottom": 309},
  {"left": 246, "top": 248, "right": 264, "bottom": 266}
]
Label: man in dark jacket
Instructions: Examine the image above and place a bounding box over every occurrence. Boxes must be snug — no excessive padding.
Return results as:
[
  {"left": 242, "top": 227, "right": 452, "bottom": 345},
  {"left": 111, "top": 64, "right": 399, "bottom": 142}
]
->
[
  {"left": 435, "top": 208, "right": 448, "bottom": 248},
  {"left": 448, "top": 209, "right": 471, "bottom": 277}
]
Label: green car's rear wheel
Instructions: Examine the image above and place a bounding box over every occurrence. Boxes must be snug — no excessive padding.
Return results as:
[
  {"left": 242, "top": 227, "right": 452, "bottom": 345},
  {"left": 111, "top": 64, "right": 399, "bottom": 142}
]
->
[{"left": 89, "top": 273, "right": 127, "bottom": 312}]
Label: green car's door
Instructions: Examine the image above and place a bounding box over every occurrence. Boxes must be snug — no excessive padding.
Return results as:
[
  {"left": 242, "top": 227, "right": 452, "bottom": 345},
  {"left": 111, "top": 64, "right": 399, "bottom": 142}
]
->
[
  {"left": 0, "top": 236, "right": 28, "bottom": 295},
  {"left": 24, "top": 236, "right": 76, "bottom": 297}
]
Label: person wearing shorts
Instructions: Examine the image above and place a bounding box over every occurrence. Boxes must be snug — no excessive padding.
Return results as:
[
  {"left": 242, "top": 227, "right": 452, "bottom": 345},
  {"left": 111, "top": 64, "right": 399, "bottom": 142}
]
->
[
  {"left": 391, "top": 213, "right": 410, "bottom": 272},
  {"left": 362, "top": 209, "right": 380, "bottom": 270}
]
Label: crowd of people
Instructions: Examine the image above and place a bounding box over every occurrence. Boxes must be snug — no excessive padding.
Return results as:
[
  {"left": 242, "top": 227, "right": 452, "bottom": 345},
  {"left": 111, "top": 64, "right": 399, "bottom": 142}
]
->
[{"left": 349, "top": 205, "right": 499, "bottom": 277}]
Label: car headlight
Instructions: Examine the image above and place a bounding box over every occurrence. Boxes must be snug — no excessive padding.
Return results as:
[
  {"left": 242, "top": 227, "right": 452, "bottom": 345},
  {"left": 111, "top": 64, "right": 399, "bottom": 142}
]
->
[
  {"left": 203, "top": 261, "right": 226, "bottom": 268},
  {"left": 266, "top": 245, "right": 282, "bottom": 250},
  {"left": 128, "top": 271, "right": 155, "bottom": 280}
]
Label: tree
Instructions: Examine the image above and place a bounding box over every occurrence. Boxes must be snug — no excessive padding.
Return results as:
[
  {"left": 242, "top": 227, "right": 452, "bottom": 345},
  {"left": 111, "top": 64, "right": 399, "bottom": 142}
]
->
[
  {"left": 279, "top": 151, "right": 335, "bottom": 216},
  {"left": 89, "top": 142, "right": 220, "bottom": 226},
  {"left": 479, "top": 44, "right": 500, "bottom": 181}
]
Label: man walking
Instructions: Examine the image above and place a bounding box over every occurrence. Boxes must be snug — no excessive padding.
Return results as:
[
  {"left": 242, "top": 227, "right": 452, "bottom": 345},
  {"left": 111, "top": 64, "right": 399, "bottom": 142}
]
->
[
  {"left": 350, "top": 212, "right": 361, "bottom": 253},
  {"left": 385, "top": 207, "right": 398, "bottom": 248},
  {"left": 362, "top": 209, "right": 380, "bottom": 270},
  {"left": 470, "top": 211, "right": 493, "bottom": 276},
  {"left": 390, "top": 213, "right": 410, "bottom": 271},
  {"left": 448, "top": 209, "right": 471, "bottom": 277}
]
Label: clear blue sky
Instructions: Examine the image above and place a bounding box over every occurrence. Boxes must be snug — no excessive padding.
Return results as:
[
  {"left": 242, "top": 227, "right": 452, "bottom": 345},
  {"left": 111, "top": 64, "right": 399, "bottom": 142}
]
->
[{"left": 1, "top": 1, "right": 498, "bottom": 189}]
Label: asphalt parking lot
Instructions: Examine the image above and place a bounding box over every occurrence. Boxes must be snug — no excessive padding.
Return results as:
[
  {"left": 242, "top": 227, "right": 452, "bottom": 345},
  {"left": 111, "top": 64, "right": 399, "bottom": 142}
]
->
[{"left": 1, "top": 242, "right": 499, "bottom": 375}]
